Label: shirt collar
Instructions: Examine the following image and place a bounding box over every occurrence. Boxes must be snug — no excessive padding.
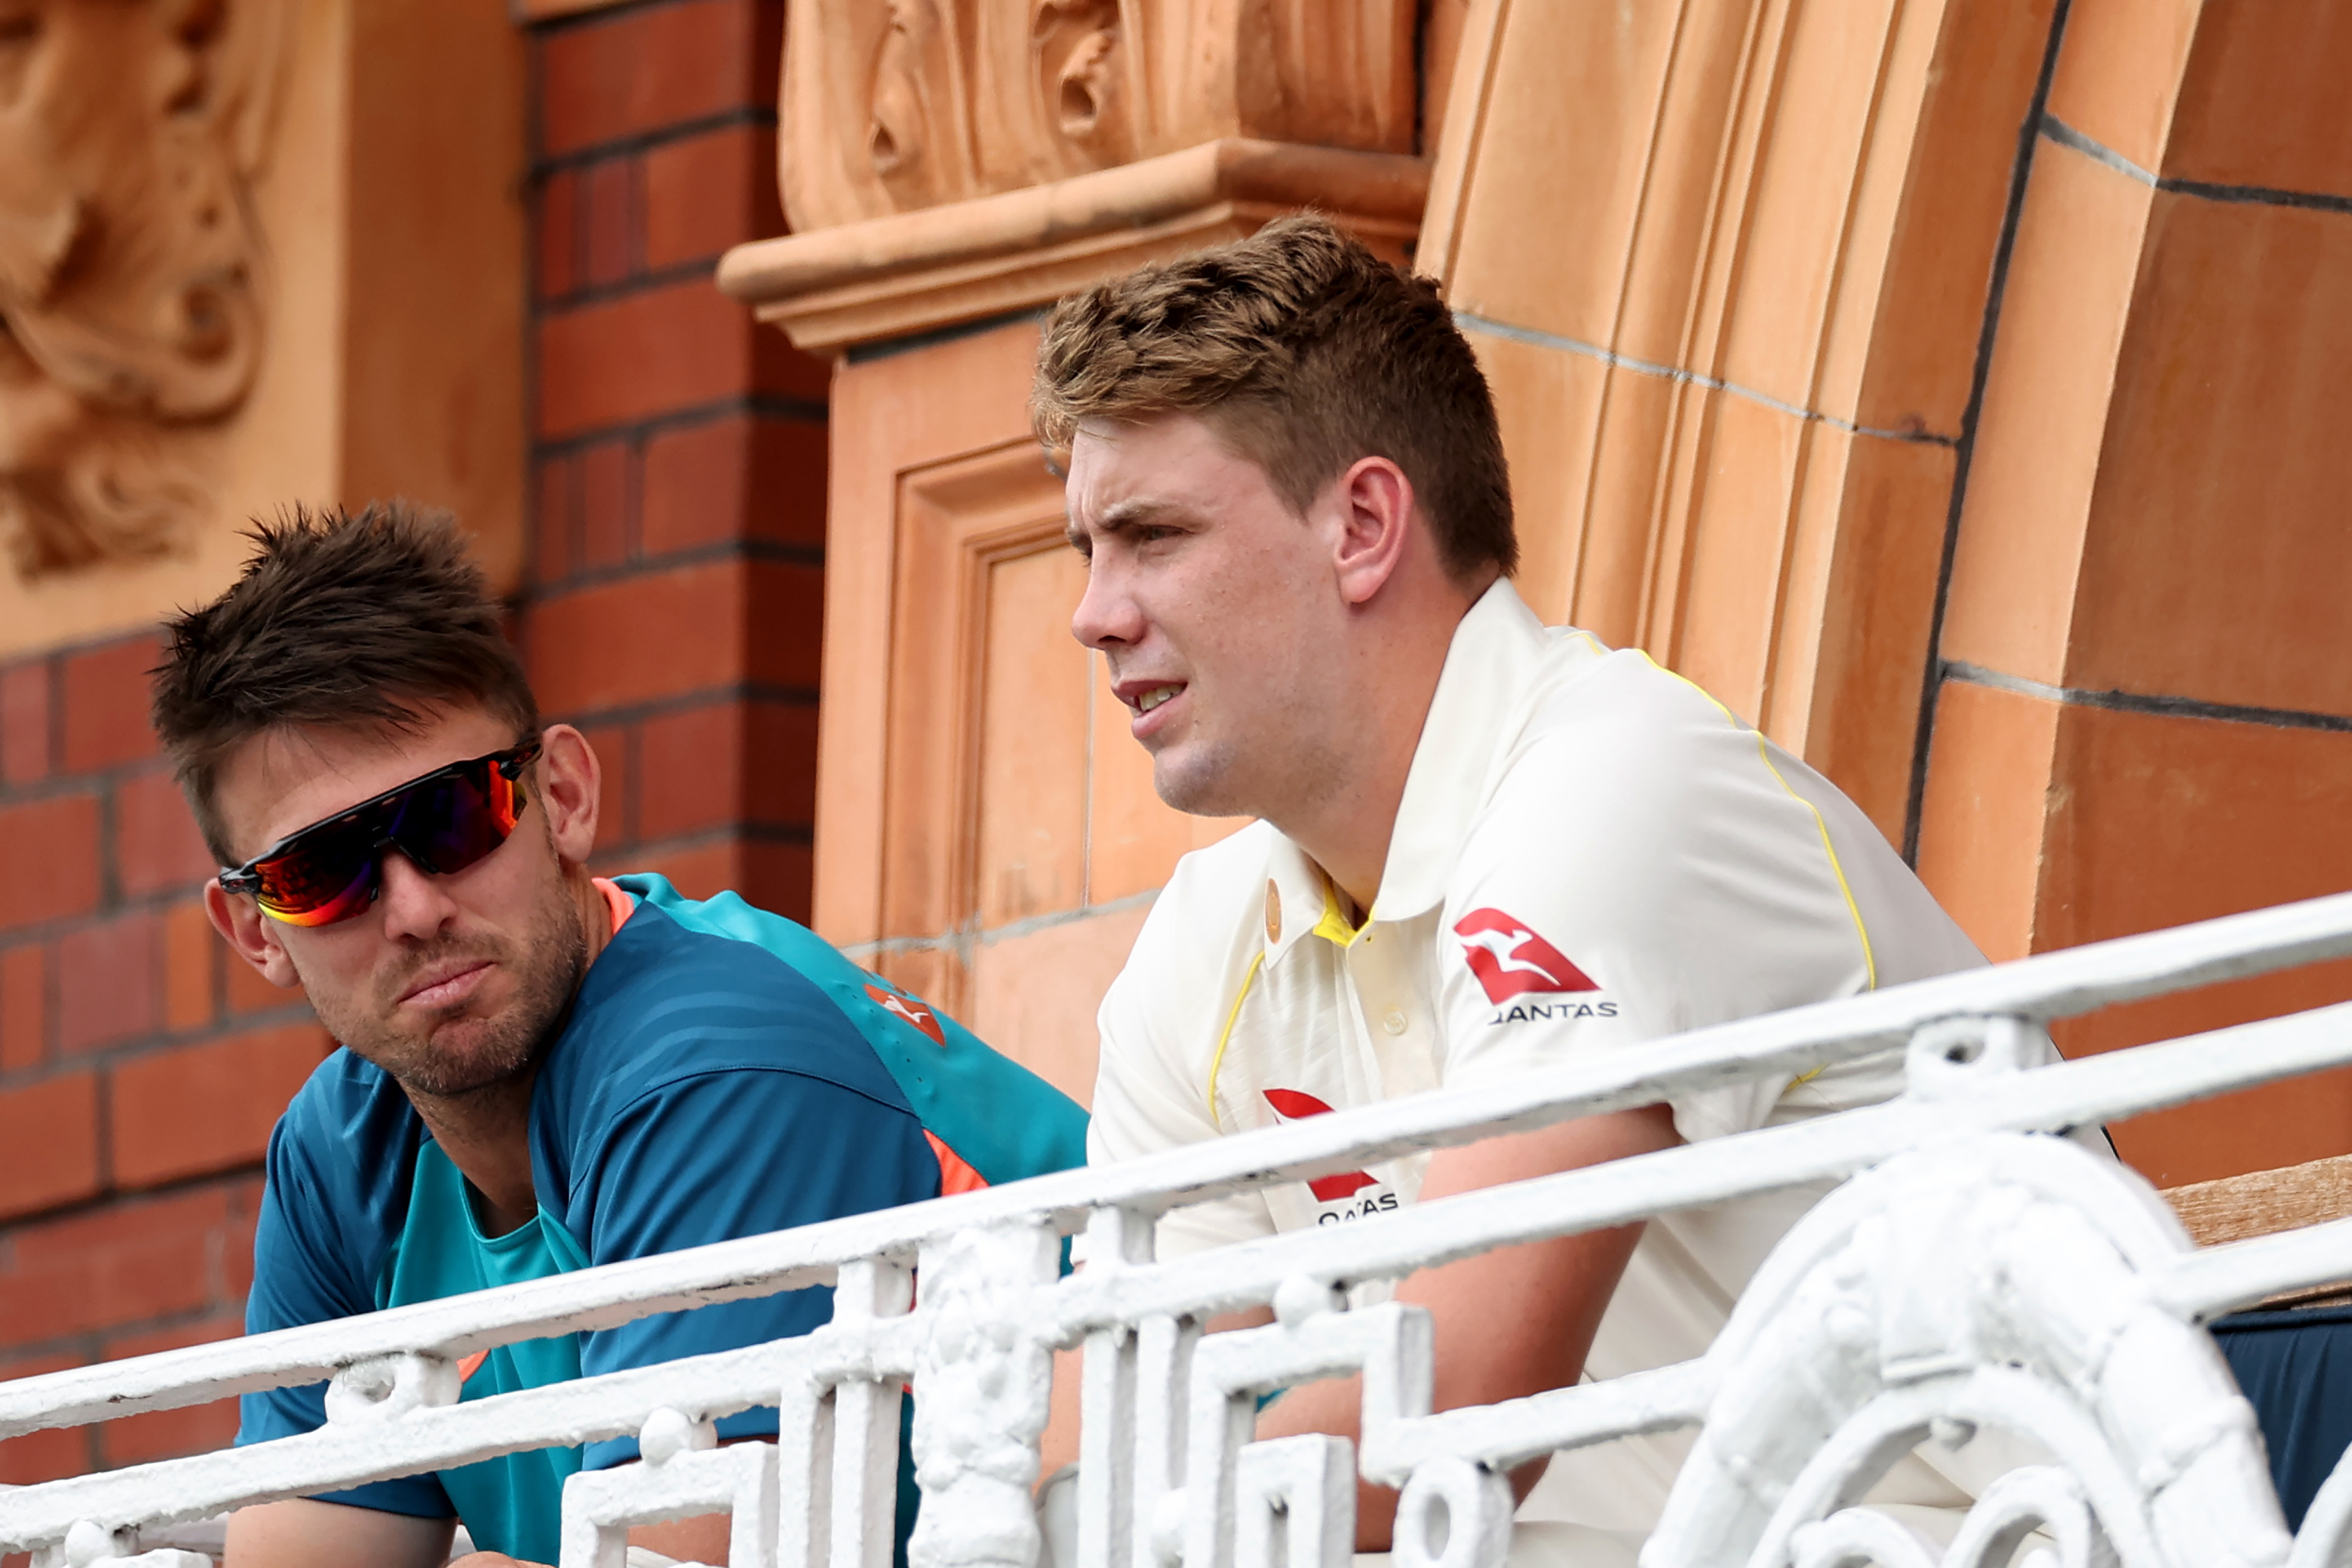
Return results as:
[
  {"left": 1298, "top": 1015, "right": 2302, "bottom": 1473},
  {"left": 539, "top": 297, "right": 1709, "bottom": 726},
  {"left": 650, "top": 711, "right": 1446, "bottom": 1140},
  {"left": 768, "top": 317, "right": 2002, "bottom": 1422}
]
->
[
  {"left": 1261, "top": 832, "right": 1361, "bottom": 965},
  {"left": 1368, "top": 577, "right": 1553, "bottom": 923},
  {"left": 1254, "top": 578, "right": 1560, "bottom": 959}
]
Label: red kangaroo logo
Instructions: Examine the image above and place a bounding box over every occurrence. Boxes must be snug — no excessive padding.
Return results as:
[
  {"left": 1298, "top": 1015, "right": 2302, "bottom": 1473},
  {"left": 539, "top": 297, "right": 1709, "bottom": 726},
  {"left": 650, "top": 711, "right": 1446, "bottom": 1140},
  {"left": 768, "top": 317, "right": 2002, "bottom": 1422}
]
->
[
  {"left": 1453, "top": 908, "right": 1599, "bottom": 1002},
  {"left": 1262, "top": 1088, "right": 1378, "bottom": 1201},
  {"left": 866, "top": 982, "right": 945, "bottom": 1045}
]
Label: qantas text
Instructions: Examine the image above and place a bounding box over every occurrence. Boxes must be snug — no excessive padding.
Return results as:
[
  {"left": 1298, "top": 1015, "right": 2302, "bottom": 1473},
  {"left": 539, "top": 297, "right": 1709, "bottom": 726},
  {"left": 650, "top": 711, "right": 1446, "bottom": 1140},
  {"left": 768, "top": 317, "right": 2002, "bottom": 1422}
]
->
[
  {"left": 1317, "top": 1192, "right": 1402, "bottom": 1224},
  {"left": 1486, "top": 999, "right": 1618, "bottom": 1025}
]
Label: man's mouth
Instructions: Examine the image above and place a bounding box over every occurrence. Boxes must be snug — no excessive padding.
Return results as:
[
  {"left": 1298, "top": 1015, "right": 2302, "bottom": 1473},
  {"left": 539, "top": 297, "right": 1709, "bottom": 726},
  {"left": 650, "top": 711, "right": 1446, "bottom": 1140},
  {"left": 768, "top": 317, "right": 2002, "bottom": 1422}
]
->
[
  {"left": 1114, "top": 676, "right": 1187, "bottom": 713},
  {"left": 398, "top": 960, "right": 493, "bottom": 1010}
]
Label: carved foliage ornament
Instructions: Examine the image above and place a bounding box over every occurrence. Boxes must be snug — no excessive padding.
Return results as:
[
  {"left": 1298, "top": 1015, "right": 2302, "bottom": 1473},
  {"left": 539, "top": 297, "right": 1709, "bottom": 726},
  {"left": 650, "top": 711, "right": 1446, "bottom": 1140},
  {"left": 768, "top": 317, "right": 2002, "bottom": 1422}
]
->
[
  {"left": 0, "top": 0, "right": 282, "bottom": 579},
  {"left": 781, "top": 0, "right": 1419, "bottom": 232}
]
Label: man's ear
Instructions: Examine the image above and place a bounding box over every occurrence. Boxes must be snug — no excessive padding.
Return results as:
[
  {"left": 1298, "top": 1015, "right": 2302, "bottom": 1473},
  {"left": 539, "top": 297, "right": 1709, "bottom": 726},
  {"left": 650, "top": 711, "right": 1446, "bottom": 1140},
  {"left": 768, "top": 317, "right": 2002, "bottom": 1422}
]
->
[
  {"left": 204, "top": 881, "right": 303, "bottom": 991},
  {"left": 1329, "top": 455, "right": 1415, "bottom": 607},
  {"left": 535, "top": 723, "right": 602, "bottom": 867}
]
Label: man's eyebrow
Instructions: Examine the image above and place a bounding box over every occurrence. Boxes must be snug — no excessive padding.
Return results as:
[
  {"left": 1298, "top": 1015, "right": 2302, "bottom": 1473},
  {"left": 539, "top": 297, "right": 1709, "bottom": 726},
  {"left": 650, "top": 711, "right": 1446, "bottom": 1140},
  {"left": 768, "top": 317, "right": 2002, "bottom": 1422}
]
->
[{"left": 1070, "top": 498, "right": 1187, "bottom": 546}]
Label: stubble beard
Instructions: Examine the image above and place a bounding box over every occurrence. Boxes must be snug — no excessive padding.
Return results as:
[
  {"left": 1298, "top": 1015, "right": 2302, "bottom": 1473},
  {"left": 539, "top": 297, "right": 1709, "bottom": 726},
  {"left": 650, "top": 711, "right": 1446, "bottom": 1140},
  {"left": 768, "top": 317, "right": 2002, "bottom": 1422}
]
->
[
  {"left": 1149, "top": 698, "right": 1350, "bottom": 832},
  {"left": 307, "top": 872, "right": 590, "bottom": 1104},
  {"left": 1152, "top": 733, "right": 1247, "bottom": 817}
]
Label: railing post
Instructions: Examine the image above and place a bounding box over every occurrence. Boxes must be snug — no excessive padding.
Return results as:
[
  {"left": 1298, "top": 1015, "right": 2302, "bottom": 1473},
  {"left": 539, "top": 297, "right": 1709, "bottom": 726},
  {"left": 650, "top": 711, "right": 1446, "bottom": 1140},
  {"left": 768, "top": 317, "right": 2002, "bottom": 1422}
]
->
[
  {"left": 1078, "top": 1207, "right": 1156, "bottom": 1568},
  {"left": 778, "top": 1258, "right": 917, "bottom": 1568},
  {"left": 908, "top": 1223, "right": 1060, "bottom": 1568},
  {"left": 1131, "top": 1313, "right": 1199, "bottom": 1568}
]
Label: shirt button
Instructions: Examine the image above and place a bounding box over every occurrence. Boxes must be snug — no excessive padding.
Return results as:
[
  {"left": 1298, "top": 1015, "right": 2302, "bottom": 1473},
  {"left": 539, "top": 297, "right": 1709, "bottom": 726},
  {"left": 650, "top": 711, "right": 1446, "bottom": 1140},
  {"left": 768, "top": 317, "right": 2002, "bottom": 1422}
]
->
[{"left": 1382, "top": 1008, "right": 1408, "bottom": 1036}]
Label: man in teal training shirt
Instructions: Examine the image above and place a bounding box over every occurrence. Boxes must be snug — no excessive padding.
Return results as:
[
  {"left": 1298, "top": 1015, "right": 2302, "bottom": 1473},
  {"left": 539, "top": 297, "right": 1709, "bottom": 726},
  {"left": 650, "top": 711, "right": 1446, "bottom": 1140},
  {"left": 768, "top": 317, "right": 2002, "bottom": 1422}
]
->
[{"left": 151, "top": 503, "right": 1086, "bottom": 1567}]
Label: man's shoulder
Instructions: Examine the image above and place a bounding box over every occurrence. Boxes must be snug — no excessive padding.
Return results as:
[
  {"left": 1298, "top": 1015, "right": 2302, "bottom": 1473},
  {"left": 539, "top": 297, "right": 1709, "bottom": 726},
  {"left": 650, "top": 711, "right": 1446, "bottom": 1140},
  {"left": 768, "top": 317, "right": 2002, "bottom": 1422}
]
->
[
  {"left": 557, "top": 893, "right": 910, "bottom": 1114},
  {"left": 1452, "top": 644, "right": 1979, "bottom": 992},
  {"left": 1513, "top": 641, "right": 1747, "bottom": 771},
  {"left": 1120, "top": 821, "right": 1283, "bottom": 981},
  {"left": 603, "top": 874, "right": 1088, "bottom": 1186},
  {"left": 1447, "top": 650, "right": 1739, "bottom": 900}
]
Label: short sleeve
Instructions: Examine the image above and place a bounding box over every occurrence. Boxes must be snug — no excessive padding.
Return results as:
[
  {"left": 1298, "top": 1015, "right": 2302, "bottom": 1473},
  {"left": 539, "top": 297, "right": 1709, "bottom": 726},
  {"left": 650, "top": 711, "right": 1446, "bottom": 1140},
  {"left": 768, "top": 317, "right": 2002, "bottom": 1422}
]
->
[
  {"left": 1435, "top": 714, "right": 1875, "bottom": 1145},
  {"left": 570, "top": 1067, "right": 940, "bottom": 1470},
  {"left": 1088, "top": 916, "right": 1277, "bottom": 1263},
  {"left": 236, "top": 1118, "right": 454, "bottom": 1519}
]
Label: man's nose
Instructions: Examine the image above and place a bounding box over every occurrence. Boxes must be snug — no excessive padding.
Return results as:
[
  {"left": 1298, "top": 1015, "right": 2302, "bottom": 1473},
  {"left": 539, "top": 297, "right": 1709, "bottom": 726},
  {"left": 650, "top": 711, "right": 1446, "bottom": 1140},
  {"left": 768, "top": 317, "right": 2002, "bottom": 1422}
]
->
[
  {"left": 1070, "top": 553, "right": 1144, "bottom": 651},
  {"left": 376, "top": 850, "right": 458, "bottom": 941}
]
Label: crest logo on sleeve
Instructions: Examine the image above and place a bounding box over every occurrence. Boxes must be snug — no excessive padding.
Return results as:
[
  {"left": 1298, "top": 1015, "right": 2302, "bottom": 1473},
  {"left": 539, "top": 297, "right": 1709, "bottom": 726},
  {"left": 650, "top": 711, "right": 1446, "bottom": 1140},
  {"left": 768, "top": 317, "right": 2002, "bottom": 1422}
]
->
[
  {"left": 1261, "top": 1088, "right": 1378, "bottom": 1201},
  {"left": 1452, "top": 908, "right": 1598, "bottom": 1002},
  {"left": 865, "top": 981, "right": 946, "bottom": 1045}
]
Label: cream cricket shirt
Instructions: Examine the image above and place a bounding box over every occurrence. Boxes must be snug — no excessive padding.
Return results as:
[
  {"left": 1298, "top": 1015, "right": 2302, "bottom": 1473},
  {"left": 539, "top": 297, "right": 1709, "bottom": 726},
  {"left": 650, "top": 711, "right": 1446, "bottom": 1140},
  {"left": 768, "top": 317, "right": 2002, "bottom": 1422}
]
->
[{"left": 1088, "top": 578, "right": 2021, "bottom": 1536}]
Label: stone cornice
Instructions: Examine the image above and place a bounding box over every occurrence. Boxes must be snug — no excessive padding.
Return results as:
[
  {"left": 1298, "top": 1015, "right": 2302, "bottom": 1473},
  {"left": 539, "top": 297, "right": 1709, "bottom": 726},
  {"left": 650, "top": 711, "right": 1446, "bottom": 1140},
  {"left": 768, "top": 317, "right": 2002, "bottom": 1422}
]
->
[{"left": 716, "top": 139, "right": 1428, "bottom": 356}]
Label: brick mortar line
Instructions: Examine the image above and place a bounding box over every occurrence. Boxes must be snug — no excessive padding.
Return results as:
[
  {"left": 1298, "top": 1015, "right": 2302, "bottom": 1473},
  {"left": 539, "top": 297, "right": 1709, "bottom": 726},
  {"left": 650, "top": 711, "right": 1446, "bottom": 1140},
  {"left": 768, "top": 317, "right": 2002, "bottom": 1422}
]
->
[
  {"left": 548, "top": 679, "right": 821, "bottom": 732},
  {"left": 1900, "top": 0, "right": 2075, "bottom": 864},
  {"left": 524, "top": 0, "right": 711, "bottom": 37},
  {"left": 0, "top": 1306, "right": 249, "bottom": 1389},
  {"left": 90, "top": 1068, "right": 113, "bottom": 1208},
  {"left": 532, "top": 105, "right": 780, "bottom": 177},
  {"left": 0, "top": 1175, "right": 265, "bottom": 1250},
  {"left": 523, "top": 11, "right": 549, "bottom": 627},
  {"left": 0, "top": 1005, "right": 322, "bottom": 1085},
  {"left": 837, "top": 886, "right": 1164, "bottom": 965},
  {"left": 42, "top": 655, "right": 63, "bottom": 783},
  {"left": 0, "top": 761, "right": 177, "bottom": 809},
  {"left": 2039, "top": 114, "right": 2352, "bottom": 215},
  {"left": 1942, "top": 660, "right": 2352, "bottom": 734},
  {"left": 608, "top": 822, "right": 816, "bottom": 857},
  {"left": 95, "top": 786, "right": 119, "bottom": 912},
  {"left": 621, "top": 724, "right": 645, "bottom": 845},
  {"left": 0, "top": 627, "right": 162, "bottom": 687},
  {"left": 1450, "top": 310, "right": 1960, "bottom": 447},
  {"left": 523, "top": 535, "right": 825, "bottom": 599},
  {"left": 0, "top": 873, "right": 223, "bottom": 933},
  {"left": 537, "top": 252, "right": 758, "bottom": 314},
  {"left": 532, "top": 393, "right": 828, "bottom": 458},
  {"left": 0, "top": 1317, "right": 248, "bottom": 1402}
]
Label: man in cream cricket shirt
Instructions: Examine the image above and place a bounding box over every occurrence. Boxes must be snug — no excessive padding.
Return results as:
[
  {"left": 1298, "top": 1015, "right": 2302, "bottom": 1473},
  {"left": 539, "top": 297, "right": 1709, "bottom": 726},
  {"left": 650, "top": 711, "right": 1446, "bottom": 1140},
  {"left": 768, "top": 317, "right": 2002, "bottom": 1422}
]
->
[{"left": 1042, "top": 216, "right": 2052, "bottom": 1562}]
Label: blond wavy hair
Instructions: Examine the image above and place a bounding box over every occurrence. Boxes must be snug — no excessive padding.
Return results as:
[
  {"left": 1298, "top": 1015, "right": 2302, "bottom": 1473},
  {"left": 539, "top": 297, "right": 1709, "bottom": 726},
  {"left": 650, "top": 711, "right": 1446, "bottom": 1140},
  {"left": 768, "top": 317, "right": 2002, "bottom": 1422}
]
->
[{"left": 1031, "top": 214, "right": 1515, "bottom": 581}]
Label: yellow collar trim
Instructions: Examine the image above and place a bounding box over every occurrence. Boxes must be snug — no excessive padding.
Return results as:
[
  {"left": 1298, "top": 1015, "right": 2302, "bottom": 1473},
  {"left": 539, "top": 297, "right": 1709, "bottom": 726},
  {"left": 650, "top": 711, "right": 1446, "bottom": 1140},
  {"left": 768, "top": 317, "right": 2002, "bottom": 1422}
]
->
[{"left": 1312, "top": 881, "right": 1367, "bottom": 947}]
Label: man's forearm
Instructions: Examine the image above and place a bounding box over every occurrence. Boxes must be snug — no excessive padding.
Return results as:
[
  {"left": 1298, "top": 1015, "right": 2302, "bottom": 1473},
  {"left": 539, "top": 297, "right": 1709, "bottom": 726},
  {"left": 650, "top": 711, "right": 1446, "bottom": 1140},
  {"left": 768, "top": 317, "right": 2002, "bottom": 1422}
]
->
[
  {"left": 1248, "top": 1104, "right": 1679, "bottom": 1550},
  {"left": 224, "top": 1488, "right": 733, "bottom": 1567},
  {"left": 226, "top": 1497, "right": 456, "bottom": 1568}
]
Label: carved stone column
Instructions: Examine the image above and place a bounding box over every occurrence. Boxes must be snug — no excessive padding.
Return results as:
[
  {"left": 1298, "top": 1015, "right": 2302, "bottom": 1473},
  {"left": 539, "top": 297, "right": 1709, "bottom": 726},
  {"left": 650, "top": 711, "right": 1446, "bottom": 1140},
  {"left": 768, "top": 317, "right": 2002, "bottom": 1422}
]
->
[
  {"left": 0, "top": 0, "right": 527, "bottom": 660},
  {"left": 716, "top": 3, "right": 1446, "bottom": 1102},
  {"left": 719, "top": 1, "right": 1429, "bottom": 352}
]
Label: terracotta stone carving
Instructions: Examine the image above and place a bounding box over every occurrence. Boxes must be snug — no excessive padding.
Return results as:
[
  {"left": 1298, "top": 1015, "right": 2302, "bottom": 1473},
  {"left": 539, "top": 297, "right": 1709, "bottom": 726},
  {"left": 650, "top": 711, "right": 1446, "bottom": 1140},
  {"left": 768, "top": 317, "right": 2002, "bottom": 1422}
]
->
[
  {"left": 781, "top": 0, "right": 1417, "bottom": 233},
  {"left": 0, "top": 0, "right": 284, "bottom": 579}
]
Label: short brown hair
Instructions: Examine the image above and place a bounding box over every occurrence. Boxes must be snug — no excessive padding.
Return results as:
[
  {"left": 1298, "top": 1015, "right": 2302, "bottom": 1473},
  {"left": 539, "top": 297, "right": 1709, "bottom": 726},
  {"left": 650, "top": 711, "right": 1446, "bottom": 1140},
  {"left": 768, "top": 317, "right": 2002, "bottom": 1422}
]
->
[
  {"left": 153, "top": 502, "right": 538, "bottom": 862},
  {"left": 1031, "top": 213, "right": 1515, "bottom": 580}
]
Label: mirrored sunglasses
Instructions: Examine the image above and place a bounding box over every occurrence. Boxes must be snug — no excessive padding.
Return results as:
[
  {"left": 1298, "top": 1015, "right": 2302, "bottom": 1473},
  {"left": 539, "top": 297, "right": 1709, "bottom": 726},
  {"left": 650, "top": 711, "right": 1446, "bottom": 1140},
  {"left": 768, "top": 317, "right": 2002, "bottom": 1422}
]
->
[{"left": 217, "top": 739, "right": 543, "bottom": 927}]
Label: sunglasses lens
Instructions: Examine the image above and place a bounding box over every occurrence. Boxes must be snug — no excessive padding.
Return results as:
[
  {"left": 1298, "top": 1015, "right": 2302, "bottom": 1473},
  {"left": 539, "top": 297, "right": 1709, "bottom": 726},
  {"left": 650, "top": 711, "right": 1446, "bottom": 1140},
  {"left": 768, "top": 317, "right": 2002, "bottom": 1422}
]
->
[
  {"left": 252, "top": 826, "right": 378, "bottom": 927},
  {"left": 233, "top": 747, "right": 532, "bottom": 927},
  {"left": 389, "top": 757, "right": 523, "bottom": 878}
]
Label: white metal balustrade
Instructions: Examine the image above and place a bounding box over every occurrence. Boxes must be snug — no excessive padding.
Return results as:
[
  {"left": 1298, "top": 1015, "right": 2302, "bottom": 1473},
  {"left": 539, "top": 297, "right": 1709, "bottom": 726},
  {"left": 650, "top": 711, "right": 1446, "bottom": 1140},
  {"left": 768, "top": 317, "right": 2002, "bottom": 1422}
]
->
[{"left": 11, "top": 893, "right": 2352, "bottom": 1567}]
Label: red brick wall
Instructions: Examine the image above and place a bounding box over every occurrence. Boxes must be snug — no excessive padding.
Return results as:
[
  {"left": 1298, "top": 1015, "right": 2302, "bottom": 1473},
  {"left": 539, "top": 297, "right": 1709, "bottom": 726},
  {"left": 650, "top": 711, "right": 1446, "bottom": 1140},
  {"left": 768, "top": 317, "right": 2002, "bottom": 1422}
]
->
[
  {"left": 527, "top": 0, "right": 826, "bottom": 921},
  {"left": 0, "top": 0, "right": 818, "bottom": 1507},
  {"left": 0, "top": 631, "right": 324, "bottom": 1487}
]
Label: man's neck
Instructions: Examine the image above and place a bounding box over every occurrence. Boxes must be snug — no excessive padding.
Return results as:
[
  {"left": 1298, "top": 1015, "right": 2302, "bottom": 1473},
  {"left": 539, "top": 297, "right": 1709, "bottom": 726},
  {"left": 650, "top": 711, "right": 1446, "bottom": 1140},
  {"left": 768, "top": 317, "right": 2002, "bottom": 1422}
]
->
[
  {"left": 405, "top": 869, "right": 614, "bottom": 1237},
  {"left": 410, "top": 1075, "right": 541, "bottom": 1235},
  {"left": 1277, "top": 583, "right": 1484, "bottom": 912},
  {"left": 1284, "top": 769, "right": 1414, "bottom": 916}
]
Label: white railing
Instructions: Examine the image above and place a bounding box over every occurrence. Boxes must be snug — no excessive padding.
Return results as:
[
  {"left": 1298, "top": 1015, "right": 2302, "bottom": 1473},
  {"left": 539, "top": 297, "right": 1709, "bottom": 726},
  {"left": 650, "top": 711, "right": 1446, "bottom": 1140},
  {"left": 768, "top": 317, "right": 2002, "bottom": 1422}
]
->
[{"left": 11, "top": 893, "right": 2352, "bottom": 1567}]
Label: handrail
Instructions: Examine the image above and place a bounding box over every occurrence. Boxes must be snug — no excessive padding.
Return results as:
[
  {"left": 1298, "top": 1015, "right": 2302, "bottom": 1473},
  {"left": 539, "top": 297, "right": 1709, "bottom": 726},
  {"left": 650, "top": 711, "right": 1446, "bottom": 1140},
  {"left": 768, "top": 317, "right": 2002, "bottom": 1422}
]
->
[
  {"left": 5, "top": 890, "right": 2352, "bottom": 1564},
  {"left": 3, "top": 889, "right": 2350, "bottom": 1443}
]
